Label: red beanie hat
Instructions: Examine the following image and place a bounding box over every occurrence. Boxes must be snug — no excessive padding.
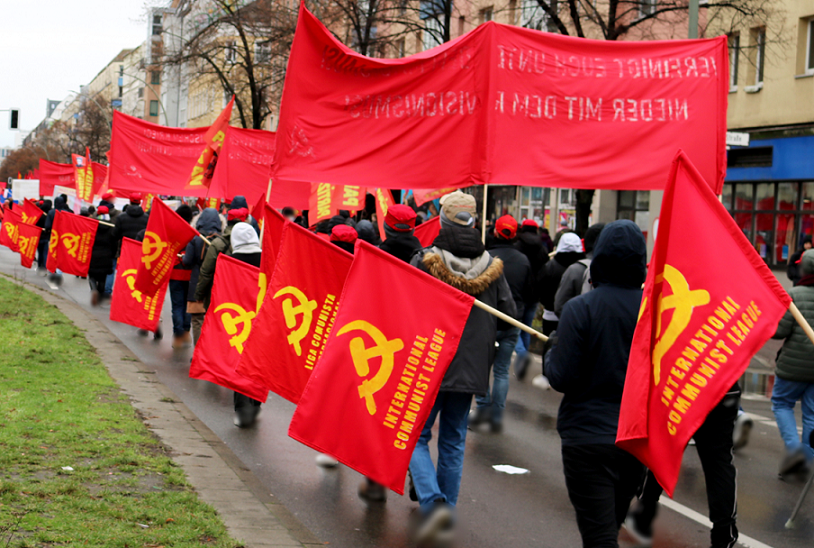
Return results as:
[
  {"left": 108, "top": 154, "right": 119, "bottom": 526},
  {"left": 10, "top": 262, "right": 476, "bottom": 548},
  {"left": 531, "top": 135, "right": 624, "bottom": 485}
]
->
[
  {"left": 97, "top": 205, "right": 109, "bottom": 215},
  {"left": 331, "top": 224, "right": 358, "bottom": 243},
  {"left": 227, "top": 207, "right": 249, "bottom": 221},
  {"left": 129, "top": 192, "right": 143, "bottom": 204},
  {"left": 385, "top": 204, "right": 417, "bottom": 232},
  {"left": 102, "top": 192, "right": 114, "bottom": 201}
]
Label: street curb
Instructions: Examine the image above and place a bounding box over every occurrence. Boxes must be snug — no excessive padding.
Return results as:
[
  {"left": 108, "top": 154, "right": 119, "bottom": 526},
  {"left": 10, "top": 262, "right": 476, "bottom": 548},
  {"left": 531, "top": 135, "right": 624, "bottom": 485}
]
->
[{"left": 2, "top": 274, "right": 324, "bottom": 548}]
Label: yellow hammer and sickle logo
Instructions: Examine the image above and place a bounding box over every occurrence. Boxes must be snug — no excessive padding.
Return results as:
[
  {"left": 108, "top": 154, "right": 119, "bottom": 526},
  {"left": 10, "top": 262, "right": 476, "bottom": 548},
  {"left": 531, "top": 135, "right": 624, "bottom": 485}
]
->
[
  {"left": 121, "top": 268, "right": 143, "bottom": 303},
  {"left": 49, "top": 230, "right": 59, "bottom": 255},
  {"left": 22, "top": 213, "right": 31, "bottom": 223},
  {"left": 61, "top": 233, "right": 80, "bottom": 257},
  {"left": 6, "top": 223, "right": 16, "bottom": 240},
  {"left": 141, "top": 231, "right": 168, "bottom": 270},
  {"left": 336, "top": 320, "right": 404, "bottom": 416},
  {"left": 19, "top": 238, "right": 29, "bottom": 255},
  {"left": 273, "top": 286, "right": 317, "bottom": 356},
  {"left": 214, "top": 303, "right": 256, "bottom": 354},
  {"left": 651, "top": 265, "right": 710, "bottom": 386}
]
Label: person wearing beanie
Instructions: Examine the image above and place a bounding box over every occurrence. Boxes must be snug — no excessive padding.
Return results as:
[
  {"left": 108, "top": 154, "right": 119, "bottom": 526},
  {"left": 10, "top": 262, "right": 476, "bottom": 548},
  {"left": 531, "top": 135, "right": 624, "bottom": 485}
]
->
[
  {"left": 184, "top": 208, "right": 222, "bottom": 345},
  {"left": 111, "top": 192, "right": 149, "bottom": 257},
  {"left": 378, "top": 204, "right": 422, "bottom": 263},
  {"left": 99, "top": 192, "right": 119, "bottom": 220},
  {"left": 554, "top": 223, "right": 605, "bottom": 318},
  {"left": 408, "top": 190, "right": 515, "bottom": 544},
  {"left": 513, "top": 219, "right": 548, "bottom": 380},
  {"left": 169, "top": 204, "right": 194, "bottom": 349},
  {"left": 330, "top": 224, "right": 357, "bottom": 254},
  {"left": 470, "top": 214, "right": 530, "bottom": 433}
]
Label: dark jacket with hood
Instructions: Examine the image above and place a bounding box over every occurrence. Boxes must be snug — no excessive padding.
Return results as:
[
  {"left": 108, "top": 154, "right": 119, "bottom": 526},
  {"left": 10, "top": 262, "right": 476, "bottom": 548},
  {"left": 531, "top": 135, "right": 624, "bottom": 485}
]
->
[
  {"left": 228, "top": 195, "right": 260, "bottom": 235},
  {"left": 379, "top": 231, "right": 422, "bottom": 263},
  {"left": 487, "top": 238, "right": 531, "bottom": 324},
  {"left": 37, "top": 200, "right": 53, "bottom": 240},
  {"left": 194, "top": 220, "right": 239, "bottom": 306},
  {"left": 788, "top": 235, "right": 812, "bottom": 286},
  {"left": 88, "top": 224, "right": 116, "bottom": 277},
  {"left": 184, "top": 208, "right": 221, "bottom": 302},
  {"left": 774, "top": 249, "right": 814, "bottom": 383},
  {"left": 554, "top": 223, "right": 606, "bottom": 317},
  {"left": 45, "top": 195, "right": 71, "bottom": 233},
  {"left": 356, "top": 220, "right": 380, "bottom": 245},
  {"left": 111, "top": 204, "right": 148, "bottom": 254},
  {"left": 411, "top": 225, "right": 516, "bottom": 396},
  {"left": 544, "top": 220, "right": 647, "bottom": 446},
  {"left": 514, "top": 229, "right": 547, "bottom": 302},
  {"left": 539, "top": 251, "right": 584, "bottom": 314}
]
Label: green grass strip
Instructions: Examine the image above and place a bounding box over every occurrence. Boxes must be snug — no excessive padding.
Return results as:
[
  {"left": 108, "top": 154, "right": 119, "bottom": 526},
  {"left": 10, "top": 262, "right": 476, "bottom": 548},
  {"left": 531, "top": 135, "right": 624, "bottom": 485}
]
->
[{"left": 0, "top": 279, "right": 240, "bottom": 547}]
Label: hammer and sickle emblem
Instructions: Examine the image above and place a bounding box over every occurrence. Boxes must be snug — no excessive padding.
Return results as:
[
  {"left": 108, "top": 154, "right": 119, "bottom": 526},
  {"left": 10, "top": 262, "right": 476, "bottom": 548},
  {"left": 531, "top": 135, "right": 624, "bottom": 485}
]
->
[
  {"left": 273, "top": 286, "right": 317, "bottom": 356},
  {"left": 214, "top": 303, "right": 256, "bottom": 354},
  {"left": 49, "top": 230, "right": 59, "bottom": 255},
  {"left": 336, "top": 320, "right": 404, "bottom": 416},
  {"left": 651, "top": 265, "right": 710, "bottom": 386},
  {"left": 121, "top": 268, "right": 143, "bottom": 303},
  {"left": 19, "top": 238, "right": 29, "bottom": 255},
  {"left": 141, "top": 231, "right": 168, "bottom": 270},
  {"left": 61, "top": 233, "right": 80, "bottom": 257},
  {"left": 6, "top": 223, "right": 17, "bottom": 241}
]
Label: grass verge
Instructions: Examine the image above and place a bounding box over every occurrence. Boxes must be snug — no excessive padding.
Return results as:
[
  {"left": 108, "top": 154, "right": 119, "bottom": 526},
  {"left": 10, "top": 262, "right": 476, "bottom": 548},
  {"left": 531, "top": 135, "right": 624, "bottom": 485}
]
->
[{"left": 0, "top": 279, "right": 240, "bottom": 547}]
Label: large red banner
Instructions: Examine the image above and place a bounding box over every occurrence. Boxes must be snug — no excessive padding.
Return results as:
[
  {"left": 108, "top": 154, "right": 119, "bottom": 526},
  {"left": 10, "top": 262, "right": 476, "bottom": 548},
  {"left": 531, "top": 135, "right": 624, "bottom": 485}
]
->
[
  {"left": 38, "top": 159, "right": 75, "bottom": 196},
  {"left": 0, "top": 209, "right": 22, "bottom": 252},
  {"left": 210, "top": 125, "right": 276, "bottom": 201},
  {"left": 273, "top": 4, "right": 728, "bottom": 193},
  {"left": 190, "top": 254, "right": 269, "bottom": 401},
  {"left": 17, "top": 222, "right": 43, "bottom": 269},
  {"left": 110, "top": 238, "right": 169, "bottom": 331},
  {"left": 53, "top": 211, "right": 98, "bottom": 277},
  {"left": 236, "top": 222, "right": 353, "bottom": 403},
  {"left": 616, "top": 152, "right": 791, "bottom": 496},
  {"left": 188, "top": 97, "right": 233, "bottom": 189},
  {"left": 134, "top": 198, "right": 199, "bottom": 295},
  {"left": 289, "top": 242, "right": 474, "bottom": 493}
]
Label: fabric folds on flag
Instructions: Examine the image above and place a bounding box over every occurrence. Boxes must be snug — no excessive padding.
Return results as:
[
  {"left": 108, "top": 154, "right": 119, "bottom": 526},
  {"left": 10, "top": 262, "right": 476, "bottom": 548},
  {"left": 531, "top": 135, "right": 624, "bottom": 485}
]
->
[
  {"left": 17, "top": 223, "right": 43, "bottom": 269},
  {"left": 414, "top": 216, "right": 441, "bottom": 247},
  {"left": 289, "top": 242, "right": 474, "bottom": 494},
  {"left": 0, "top": 209, "right": 22, "bottom": 252},
  {"left": 188, "top": 96, "right": 234, "bottom": 189},
  {"left": 260, "top": 204, "right": 286, "bottom": 286},
  {"left": 53, "top": 211, "right": 98, "bottom": 277},
  {"left": 21, "top": 199, "right": 43, "bottom": 225},
  {"left": 616, "top": 151, "right": 792, "bottom": 496},
  {"left": 110, "top": 238, "right": 169, "bottom": 331},
  {"left": 38, "top": 159, "right": 75, "bottom": 196}
]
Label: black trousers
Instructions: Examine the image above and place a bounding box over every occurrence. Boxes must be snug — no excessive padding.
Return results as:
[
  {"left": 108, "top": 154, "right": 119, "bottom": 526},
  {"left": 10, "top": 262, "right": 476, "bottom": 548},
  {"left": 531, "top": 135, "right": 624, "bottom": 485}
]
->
[
  {"left": 88, "top": 273, "right": 107, "bottom": 295},
  {"left": 636, "top": 389, "right": 740, "bottom": 548},
  {"left": 562, "top": 443, "right": 645, "bottom": 548},
  {"left": 233, "top": 391, "right": 261, "bottom": 411}
]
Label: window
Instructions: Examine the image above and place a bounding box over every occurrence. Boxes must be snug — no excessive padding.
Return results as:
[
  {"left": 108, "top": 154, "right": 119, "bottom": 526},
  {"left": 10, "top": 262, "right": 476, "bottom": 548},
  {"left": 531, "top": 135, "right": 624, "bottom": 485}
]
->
[
  {"left": 150, "top": 71, "right": 160, "bottom": 85},
  {"left": 807, "top": 19, "right": 814, "bottom": 74},
  {"left": 224, "top": 41, "right": 236, "bottom": 63},
  {"left": 138, "top": 87, "right": 144, "bottom": 99},
  {"left": 458, "top": 16, "right": 465, "bottom": 37},
  {"left": 639, "top": 0, "right": 657, "bottom": 17},
  {"left": 521, "top": 0, "right": 557, "bottom": 31},
  {"left": 223, "top": 89, "right": 231, "bottom": 107},
  {"left": 617, "top": 190, "right": 650, "bottom": 236},
  {"left": 728, "top": 34, "right": 739, "bottom": 90},
  {"left": 559, "top": 188, "right": 576, "bottom": 208},
  {"left": 480, "top": 7, "right": 494, "bottom": 24},
  {"left": 422, "top": 18, "right": 443, "bottom": 51},
  {"left": 152, "top": 14, "right": 162, "bottom": 36},
  {"left": 255, "top": 41, "right": 272, "bottom": 64},
  {"left": 149, "top": 100, "right": 159, "bottom": 117},
  {"left": 394, "top": 38, "right": 406, "bottom": 58},
  {"left": 755, "top": 28, "right": 765, "bottom": 85}
]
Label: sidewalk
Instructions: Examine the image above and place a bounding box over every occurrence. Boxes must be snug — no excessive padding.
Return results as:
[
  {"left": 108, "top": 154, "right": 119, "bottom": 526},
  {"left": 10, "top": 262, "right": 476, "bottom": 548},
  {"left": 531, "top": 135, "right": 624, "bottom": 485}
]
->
[{"left": 4, "top": 274, "right": 323, "bottom": 548}]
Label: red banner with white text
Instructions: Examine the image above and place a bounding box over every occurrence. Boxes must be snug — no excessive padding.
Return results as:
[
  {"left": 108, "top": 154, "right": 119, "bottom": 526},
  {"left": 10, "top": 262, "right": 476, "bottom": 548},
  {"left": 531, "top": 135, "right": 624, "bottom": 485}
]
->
[
  {"left": 273, "top": 4, "right": 728, "bottom": 193},
  {"left": 110, "top": 238, "right": 169, "bottom": 331}
]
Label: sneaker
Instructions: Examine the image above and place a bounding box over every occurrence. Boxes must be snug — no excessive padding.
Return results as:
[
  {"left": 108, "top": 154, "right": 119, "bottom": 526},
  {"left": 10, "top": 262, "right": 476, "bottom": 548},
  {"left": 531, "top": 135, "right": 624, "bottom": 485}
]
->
[
  {"left": 415, "top": 501, "right": 454, "bottom": 547},
  {"left": 779, "top": 449, "right": 807, "bottom": 476},
  {"left": 624, "top": 512, "right": 653, "bottom": 546},
  {"left": 532, "top": 374, "right": 550, "bottom": 390},
  {"left": 234, "top": 405, "right": 258, "bottom": 428},
  {"left": 733, "top": 412, "right": 754, "bottom": 450},
  {"left": 315, "top": 453, "right": 339, "bottom": 468},
  {"left": 153, "top": 326, "right": 163, "bottom": 340},
  {"left": 358, "top": 478, "right": 387, "bottom": 502}
]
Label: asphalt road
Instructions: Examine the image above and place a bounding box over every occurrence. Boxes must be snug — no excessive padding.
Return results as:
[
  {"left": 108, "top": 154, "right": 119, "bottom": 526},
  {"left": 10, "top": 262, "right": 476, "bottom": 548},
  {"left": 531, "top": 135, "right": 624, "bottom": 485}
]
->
[{"left": 2, "top": 248, "right": 813, "bottom": 548}]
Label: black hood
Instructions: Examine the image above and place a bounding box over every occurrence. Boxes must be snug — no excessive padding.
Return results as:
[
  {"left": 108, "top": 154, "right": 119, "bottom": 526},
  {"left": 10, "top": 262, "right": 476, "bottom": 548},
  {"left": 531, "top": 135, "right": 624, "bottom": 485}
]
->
[
  {"left": 432, "top": 225, "right": 485, "bottom": 259},
  {"left": 54, "top": 196, "right": 70, "bottom": 211},
  {"left": 126, "top": 205, "right": 145, "bottom": 218},
  {"left": 355, "top": 220, "right": 378, "bottom": 244},
  {"left": 589, "top": 219, "right": 646, "bottom": 288},
  {"left": 230, "top": 195, "right": 249, "bottom": 210},
  {"left": 41, "top": 200, "right": 52, "bottom": 214},
  {"left": 196, "top": 208, "right": 222, "bottom": 236}
]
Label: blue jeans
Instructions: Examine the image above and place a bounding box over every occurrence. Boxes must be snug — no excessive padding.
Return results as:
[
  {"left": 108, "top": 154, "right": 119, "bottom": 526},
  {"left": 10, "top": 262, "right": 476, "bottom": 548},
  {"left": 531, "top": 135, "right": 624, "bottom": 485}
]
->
[
  {"left": 169, "top": 280, "right": 191, "bottom": 336},
  {"left": 771, "top": 376, "right": 814, "bottom": 461},
  {"left": 104, "top": 258, "right": 117, "bottom": 296},
  {"left": 476, "top": 328, "right": 519, "bottom": 425},
  {"left": 409, "top": 391, "right": 472, "bottom": 513},
  {"left": 514, "top": 304, "right": 537, "bottom": 357}
]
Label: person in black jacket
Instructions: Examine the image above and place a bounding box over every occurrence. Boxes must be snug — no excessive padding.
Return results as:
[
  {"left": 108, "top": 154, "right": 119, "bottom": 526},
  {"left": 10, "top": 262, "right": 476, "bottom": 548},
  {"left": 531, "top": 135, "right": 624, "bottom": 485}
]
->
[
  {"left": 183, "top": 208, "right": 221, "bottom": 345},
  {"left": 44, "top": 195, "right": 71, "bottom": 283},
  {"left": 111, "top": 192, "right": 149, "bottom": 255},
  {"left": 87, "top": 206, "right": 116, "bottom": 306},
  {"left": 36, "top": 199, "right": 52, "bottom": 273},
  {"left": 544, "top": 220, "right": 647, "bottom": 548},
  {"left": 554, "top": 223, "right": 606, "bottom": 317},
  {"left": 787, "top": 235, "right": 812, "bottom": 286},
  {"left": 409, "top": 191, "right": 515, "bottom": 545},
  {"left": 378, "top": 204, "right": 422, "bottom": 263},
  {"left": 539, "top": 231, "right": 584, "bottom": 334},
  {"left": 471, "top": 215, "right": 530, "bottom": 432},
  {"left": 513, "top": 219, "right": 548, "bottom": 379},
  {"left": 330, "top": 224, "right": 357, "bottom": 253}
]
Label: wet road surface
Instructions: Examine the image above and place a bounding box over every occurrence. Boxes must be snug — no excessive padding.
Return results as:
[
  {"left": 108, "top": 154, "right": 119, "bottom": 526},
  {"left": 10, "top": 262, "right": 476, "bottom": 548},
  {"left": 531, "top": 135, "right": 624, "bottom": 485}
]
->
[{"left": 2, "top": 250, "right": 812, "bottom": 548}]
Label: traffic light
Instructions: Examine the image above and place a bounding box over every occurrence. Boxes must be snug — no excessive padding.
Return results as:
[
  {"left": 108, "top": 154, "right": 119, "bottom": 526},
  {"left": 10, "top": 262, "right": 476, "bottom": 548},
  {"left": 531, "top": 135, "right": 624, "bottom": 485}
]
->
[{"left": 9, "top": 109, "right": 19, "bottom": 130}]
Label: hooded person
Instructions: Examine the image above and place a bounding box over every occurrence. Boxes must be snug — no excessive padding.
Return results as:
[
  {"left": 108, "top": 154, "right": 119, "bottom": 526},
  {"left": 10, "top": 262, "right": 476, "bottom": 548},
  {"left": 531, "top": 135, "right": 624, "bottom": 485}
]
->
[
  {"left": 788, "top": 235, "right": 812, "bottom": 286},
  {"left": 111, "top": 192, "right": 149, "bottom": 256},
  {"left": 329, "top": 224, "right": 357, "bottom": 254},
  {"left": 184, "top": 208, "right": 222, "bottom": 345},
  {"left": 408, "top": 190, "right": 515, "bottom": 544},
  {"left": 194, "top": 207, "right": 248, "bottom": 309},
  {"left": 36, "top": 199, "right": 53, "bottom": 272},
  {"left": 87, "top": 205, "right": 116, "bottom": 306},
  {"left": 553, "top": 223, "right": 606, "bottom": 317},
  {"left": 543, "top": 220, "right": 647, "bottom": 548},
  {"left": 513, "top": 219, "right": 548, "bottom": 379},
  {"left": 168, "top": 204, "right": 194, "bottom": 349},
  {"left": 378, "top": 204, "right": 422, "bottom": 263},
  {"left": 44, "top": 195, "right": 71, "bottom": 282},
  {"left": 470, "top": 214, "right": 530, "bottom": 433},
  {"left": 538, "top": 232, "right": 584, "bottom": 334},
  {"left": 224, "top": 222, "right": 264, "bottom": 428},
  {"left": 229, "top": 195, "right": 260, "bottom": 235},
  {"left": 355, "top": 219, "right": 379, "bottom": 245}
]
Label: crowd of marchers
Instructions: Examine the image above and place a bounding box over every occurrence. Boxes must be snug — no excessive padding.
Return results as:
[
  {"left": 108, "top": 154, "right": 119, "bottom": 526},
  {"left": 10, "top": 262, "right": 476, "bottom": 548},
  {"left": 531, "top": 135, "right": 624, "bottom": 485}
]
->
[{"left": 2, "top": 190, "right": 812, "bottom": 548}]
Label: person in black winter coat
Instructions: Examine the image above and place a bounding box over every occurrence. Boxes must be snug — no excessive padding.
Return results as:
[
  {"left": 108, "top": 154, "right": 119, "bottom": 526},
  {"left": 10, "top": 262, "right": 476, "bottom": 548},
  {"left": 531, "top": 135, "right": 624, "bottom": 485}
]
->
[
  {"left": 183, "top": 208, "right": 222, "bottom": 345},
  {"left": 513, "top": 219, "right": 548, "bottom": 379},
  {"left": 44, "top": 195, "right": 71, "bottom": 280},
  {"left": 539, "top": 232, "right": 584, "bottom": 335},
  {"left": 471, "top": 215, "right": 530, "bottom": 432},
  {"left": 330, "top": 224, "right": 357, "bottom": 253},
  {"left": 355, "top": 219, "right": 380, "bottom": 245},
  {"left": 554, "top": 223, "right": 606, "bottom": 317},
  {"left": 36, "top": 199, "right": 52, "bottom": 271},
  {"left": 378, "top": 204, "right": 422, "bottom": 262},
  {"left": 544, "top": 220, "right": 647, "bottom": 548},
  {"left": 408, "top": 190, "right": 515, "bottom": 544},
  {"left": 169, "top": 204, "right": 194, "bottom": 349},
  {"left": 787, "top": 235, "right": 812, "bottom": 286},
  {"left": 111, "top": 193, "right": 149, "bottom": 256},
  {"left": 87, "top": 206, "right": 116, "bottom": 306}
]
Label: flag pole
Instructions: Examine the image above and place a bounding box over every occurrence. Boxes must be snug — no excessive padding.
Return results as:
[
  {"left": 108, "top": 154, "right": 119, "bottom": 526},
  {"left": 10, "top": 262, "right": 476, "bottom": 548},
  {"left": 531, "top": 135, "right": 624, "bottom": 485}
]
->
[
  {"left": 259, "top": 178, "right": 272, "bottom": 247},
  {"left": 788, "top": 302, "right": 814, "bottom": 347},
  {"left": 97, "top": 220, "right": 115, "bottom": 228},
  {"left": 481, "top": 184, "right": 489, "bottom": 243},
  {"left": 472, "top": 299, "right": 548, "bottom": 342}
]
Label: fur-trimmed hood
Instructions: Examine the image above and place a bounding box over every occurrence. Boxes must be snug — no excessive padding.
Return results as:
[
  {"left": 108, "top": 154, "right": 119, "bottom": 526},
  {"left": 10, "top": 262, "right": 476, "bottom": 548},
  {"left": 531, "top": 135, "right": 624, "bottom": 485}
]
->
[{"left": 423, "top": 251, "right": 504, "bottom": 296}]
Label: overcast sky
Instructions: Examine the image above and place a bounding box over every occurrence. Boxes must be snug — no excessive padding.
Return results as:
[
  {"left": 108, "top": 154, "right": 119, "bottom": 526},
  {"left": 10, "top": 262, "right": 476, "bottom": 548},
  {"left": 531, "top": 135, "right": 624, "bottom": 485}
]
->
[{"left": 0, "top": 1, "right": 156, "bottom": 149}]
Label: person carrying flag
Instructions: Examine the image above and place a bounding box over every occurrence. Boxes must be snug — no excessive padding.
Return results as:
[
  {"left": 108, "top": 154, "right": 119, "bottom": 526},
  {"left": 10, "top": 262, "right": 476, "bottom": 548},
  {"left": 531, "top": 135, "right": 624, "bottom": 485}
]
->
[
  {"left": 408, "top": 190, "right": 515, "bottom": 544},
  {"left": 512, "top": 219, "right": 547, "bottom": 380},
  {"left": 112, "top": 193, "right": 149, "bottom": 254},
  {"left": 184, "top": 208, "right": 222, "bottom": 345}
]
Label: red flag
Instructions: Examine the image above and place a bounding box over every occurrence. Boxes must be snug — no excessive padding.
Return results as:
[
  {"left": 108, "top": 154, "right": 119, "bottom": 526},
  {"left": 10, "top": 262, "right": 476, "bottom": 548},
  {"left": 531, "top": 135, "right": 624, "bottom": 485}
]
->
[
  {"left": 196, "top": 197, "right": 222, "bottom": 211},
  {"left": 413, "top": 188, "right": 459, "bottom": 206},
  {"left": 134, "top": 198, "right": 199, "bottom": 296},
  {"left": 616, "top": 151, "right": 792, "bottom": 496},
  {"left": 289, "top": 242, "right": 474, "bottom": 493},
  {"left": 53, "top": 211, "right": 98, "bottom": 277},
  {"left": 71, "top": 151, "right": 93, "bottom": 202},
  {"left": 0, "top": 209, "right": 22, "bottom": 252},
  {"left": 20, "top": 199, "right": 43, "bottom": 226},
  {"left": 273, "top": 4, "right": 727, "bottom": 194},
  {"left": 89, "top": 162, "right": 107, "bottom": 200},
  {"left": 189, "top": 254, "right": 269, "bottom": 401},
  {"left": 110, "top": 238, "right": 169, "bottom": 331},
  {"left": 414, "top": 216, "right": 441, "bottom": 247},
  {"left": 236, "top": 222, "right": 353, "bottom": 403},
  {"left": 209, "top": 126, "right": 276, "bottom": 200},
  {"left": 308, "top": 183, "right": 335, "bottom": 226},
  {"left": 373, "top": 188, "right": 395, "bottom": 241},
  {"left": 17, "top": 222, "right": 43, "bottom": 269},
  {"left": 260, "top": 204, "right": 286, "bottom": 285},
  {"left": 141, "top": 193, "right": 157, "bottom": 212},
  {"left": 252, "top": 193, "right": 266, "bottom": 224},
  {"left": 39, "top": 159, "right": 75, "bottom": 196},
  {"left": 188, "top": 96, "right": 234, "bottom": 189}
]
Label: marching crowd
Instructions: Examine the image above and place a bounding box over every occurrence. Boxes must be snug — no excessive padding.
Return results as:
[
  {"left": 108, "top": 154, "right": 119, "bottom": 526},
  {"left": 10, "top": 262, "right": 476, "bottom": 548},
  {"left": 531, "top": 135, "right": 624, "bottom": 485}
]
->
[{"left": 3, "top": 189, "right": 813, "bottom": 548}]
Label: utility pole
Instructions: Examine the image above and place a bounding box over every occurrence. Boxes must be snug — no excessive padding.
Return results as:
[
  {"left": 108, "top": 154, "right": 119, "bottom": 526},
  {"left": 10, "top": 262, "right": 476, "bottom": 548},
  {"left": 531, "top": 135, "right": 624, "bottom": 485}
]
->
[{"left": 688, "top": 0, "right": 699, "bottom": 39}]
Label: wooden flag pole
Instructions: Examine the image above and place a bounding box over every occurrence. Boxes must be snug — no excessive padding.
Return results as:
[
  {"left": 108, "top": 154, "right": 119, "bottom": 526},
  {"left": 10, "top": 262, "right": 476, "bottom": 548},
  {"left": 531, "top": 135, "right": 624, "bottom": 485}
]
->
[
  {"left": 259, "top": 178, "right": 272, "bottom": 248},
  {"left": 97, "top": 220, "right": 115, "bottom": 228},
  {"left": 788, "top": 302, "right": 814, "bottom": 347},
  {"left": 481, "top": 184, "right": 489, "bottom": 243},
  {"left": 472, "top": 299, "right": 548, "bottom": 342}
]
